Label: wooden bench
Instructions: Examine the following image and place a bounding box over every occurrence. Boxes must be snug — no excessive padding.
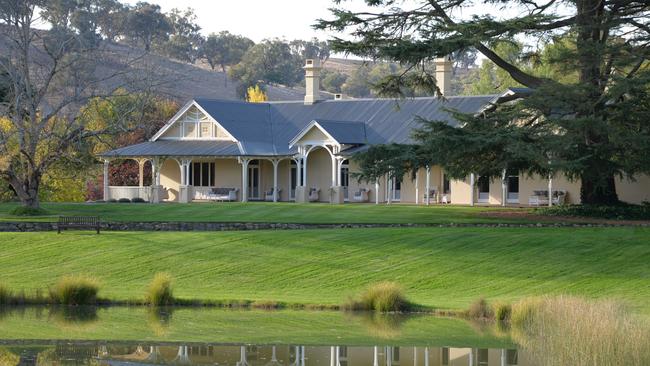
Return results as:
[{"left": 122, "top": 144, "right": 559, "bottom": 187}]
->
[{"left": 57, "top": 216, "right": 101, "bottom": 234}]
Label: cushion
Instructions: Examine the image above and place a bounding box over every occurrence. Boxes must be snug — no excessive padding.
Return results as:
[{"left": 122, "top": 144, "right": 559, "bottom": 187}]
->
[{"left": 211, "top": 188, "right": 233, "bottom": 195}]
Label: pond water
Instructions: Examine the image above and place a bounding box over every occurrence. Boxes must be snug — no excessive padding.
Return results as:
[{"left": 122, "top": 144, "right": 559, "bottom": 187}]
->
[{"left": 0, "top": 306, "right": 647, "bottom": 366}]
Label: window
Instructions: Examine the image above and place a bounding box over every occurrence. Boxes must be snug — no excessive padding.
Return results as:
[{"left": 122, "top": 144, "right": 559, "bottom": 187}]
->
[
  {"left": 200, "top": 122, "right": 212, "bottom": 137},
  {"left": 477, "top": 175, "right": 490, "bottom": 202},
  {"left": 507, "top": 169, "right": 519, "bottom": 202},
  {"left": 184, "top": 122, "right": 196, "bottom": 138},
  {"left": 506, "top": 349, "right": 518, "bottom": 365},
  {"left": 443, "top": 174, "right": 450, "bottom": 193},
  {"left": 477, "top": 349, "right": 489, "bottom": 366},
  {"left": 441, "top": 348, "right": 449, "bottom": 366},
  {"left": 341, "top": 160, "right": 349, "bottom": 201},
  {"left": 188, "top": 162, "right": 215, "bottom": 186}
]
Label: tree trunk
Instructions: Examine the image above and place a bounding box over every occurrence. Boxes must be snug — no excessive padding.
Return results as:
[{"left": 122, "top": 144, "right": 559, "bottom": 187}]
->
[
  {"left": 574, "top": 0, "right": 619, "bottom": 206},
  {"left": 580, "top": 171, "right": 619, "bottom": 205},
  {"left": 6, "top": 170, "right": 42, "bottom": 209}
]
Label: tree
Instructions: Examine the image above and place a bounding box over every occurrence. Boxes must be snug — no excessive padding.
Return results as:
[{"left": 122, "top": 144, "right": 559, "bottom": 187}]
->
[
  {"left": 159, "top": 7, "right": 203, "bottom": 63},
  {"left": 321, "top": 69, "right": 348, "bottom": 93},
  {"left": 229, "top": 39, "right": 303, "bottom": 98},
  {"left": 0, "top": 1, "right": 157, "bottom": 209},
  {"left": 341, "top": 65, "right": 372, "bottom": 97},
  {"left": 124, "top": 2, "right": 171, "bottom": 51},
  {"left": 245, "top": 85, "right": 268, "bottom": 103},
  {"left": 201, "top": 31, "right": 254, "bottom": 73},
  {"left": 317, "top": 0, "right": 650, "bottom": 205},
  {"left": 290, "top": 38, "right": 331, "bottom": 63}
]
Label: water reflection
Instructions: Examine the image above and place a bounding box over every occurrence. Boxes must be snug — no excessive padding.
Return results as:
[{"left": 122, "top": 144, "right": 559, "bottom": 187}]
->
[{"left": 0, "top": 344, "right": 522, "bottom": 366}]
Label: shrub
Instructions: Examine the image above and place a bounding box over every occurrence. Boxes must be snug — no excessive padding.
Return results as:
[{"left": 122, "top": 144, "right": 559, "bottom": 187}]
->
[
  {"left": 493, "top": 301, "right": 512, "bottom": 322},
  {"left": 131, "top": 197, "right": 146, "bottom": 203},
  {"left": 145, "top": 272, "right": 174, "bottom": 306},
  {"left": 511, "top": 297, "right": 545, "bottom": 328},
  {"left": 9, "top": 206, "right": 49, "bottom": 216},
  {"left": 118, "top": 198, "right": 131, "bottom": 203},
  {"left": 343, "top": 282, "right": 410, "bottom": 312},
  {"left": 466, "top": 297, "right": 494, "bottom": 320},
  {"left": 49, "top": 275, "right": 99, "bottom": 305},
  {"left": 0, "top": 283, "right": 11, "bottom": 305},
  {"left": 536, "top": 203, "right": 650, "bottom": 220},
  {"left": 108, "top": 199, "right": 117, "bottom": 203}
]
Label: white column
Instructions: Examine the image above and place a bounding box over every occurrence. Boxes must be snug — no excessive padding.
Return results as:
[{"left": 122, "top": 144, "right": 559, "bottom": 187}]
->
[
  {"left": 330, "top": 347, "right": 336, "bottom": 366},
  {"left": 548, "top": 173, "right": 553, "bottom": 207},
  {"left": 331, "top": 154, "right": 337, "bottom": 187},
  {"left": 373, "top": 346, "right": 379, "bottom": 366},
  {"left": 272, "top": 159, "right": 279, "bottom": 202},
  {"left": 240, "top": 158, "right": 249, "bottom": 202},
  {"left": 295, "top": 157, "right": 302, "bottom": 186},
  {"left": 415, "top": 170, "right": 420, "bottom": 205},
  {"left": 425, "top": 165, "right": 431, "bottom": 205},
  {"left": 469, "top": 173, "right": 476, "bottom": 206},
  {"left": 500, "top": 349, "right": 506, "bottom": 366},
  {"left": 413, "top": 347, "right": 417, "bottom": 366},
  {"left": 138, "top": 159, "right": 145, "bottom": 187},
  {"left": 302, "top": 155, "right": 308, "bottom": 188},
  {"left": 425, "top": 347, "right": 429, "bottom": 366},
  {"left": 386, "top": 175, "right": 392, "bottom": 204},
  {"left": 103, "top": 159, "right": 109, "bottom": 201},
  {"left": 502, "top": 169, "right": 507, "bottom": 207},
  {"left": 375, "top": 180, "right": 379, "bottom": 205}
]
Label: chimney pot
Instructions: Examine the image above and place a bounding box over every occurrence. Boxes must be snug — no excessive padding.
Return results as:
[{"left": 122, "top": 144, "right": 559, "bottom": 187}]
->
[{"left": 334, "top": 93, "right": 343, "bottom": 100}]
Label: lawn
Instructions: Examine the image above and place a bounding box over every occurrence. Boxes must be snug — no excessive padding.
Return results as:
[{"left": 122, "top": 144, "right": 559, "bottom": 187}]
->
[
  {"left": 0, "top": 227, "right": 648, "bottom": 313},
  {"left": 0, "top": 202, "right": 524, "bottom": 224}
]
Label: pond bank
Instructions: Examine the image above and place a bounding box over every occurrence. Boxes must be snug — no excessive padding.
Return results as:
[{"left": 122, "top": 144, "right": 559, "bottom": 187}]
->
[{"left": 1, "top": 220, "right": 648, "bottom": 232}]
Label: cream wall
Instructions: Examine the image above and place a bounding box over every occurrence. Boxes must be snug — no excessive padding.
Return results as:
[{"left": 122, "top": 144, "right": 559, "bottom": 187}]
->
[
  {"left": 305, "top": 147, "right": 334, "bottom": 202},
  {"left": 616, "top": 174, "right": 650, "bottom": 204},
  {"left": 160, "top": 159, "right": 180, "bottom": 201},
  {"left": 519, "top": 173, "right": 581, "bottom": 205}
]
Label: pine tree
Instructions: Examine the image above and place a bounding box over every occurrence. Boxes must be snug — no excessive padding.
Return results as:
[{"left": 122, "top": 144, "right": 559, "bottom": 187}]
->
[{"left": 317, "top": 0, "right": 650, "bottom": 205}]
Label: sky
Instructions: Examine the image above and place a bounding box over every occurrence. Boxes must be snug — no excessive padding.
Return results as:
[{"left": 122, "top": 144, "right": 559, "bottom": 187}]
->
[{"left": 123, "top": 0, "right": 374, "bottom": 43}]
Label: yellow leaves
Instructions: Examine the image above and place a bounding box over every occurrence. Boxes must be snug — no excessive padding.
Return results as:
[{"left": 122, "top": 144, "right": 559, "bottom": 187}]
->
[
  {"left": 246, "top": 85, "right": 268, "bottom": 103},
  {"left": 0, "top": 116, "right": 13, "bottom": 134}
]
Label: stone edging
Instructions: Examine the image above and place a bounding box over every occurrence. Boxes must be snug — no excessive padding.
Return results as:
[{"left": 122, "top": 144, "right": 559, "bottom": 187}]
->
[{"left": 0, "top": 221, "right": 648, "bottom": 232}]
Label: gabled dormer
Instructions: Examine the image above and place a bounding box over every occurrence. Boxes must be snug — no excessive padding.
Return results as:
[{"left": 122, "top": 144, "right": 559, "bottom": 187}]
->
[{"left": 151, "top": 101, "right": 237, "bottom": 142}]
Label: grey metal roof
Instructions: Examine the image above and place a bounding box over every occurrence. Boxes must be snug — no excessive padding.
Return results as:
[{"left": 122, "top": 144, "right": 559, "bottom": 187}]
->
[
  {"left": 103, "top": 93, "right": 502, "bottom": 158},
  {"left": 100, "top": 140, "right": 242, "bottom": 157},
  {"left": 314, "top": 119, "right": 367, "bottom": 144}
]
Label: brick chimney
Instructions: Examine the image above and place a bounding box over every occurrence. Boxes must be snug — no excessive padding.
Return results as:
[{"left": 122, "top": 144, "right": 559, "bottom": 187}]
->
[
  {"left": 304, "top": 59, "right": 322, "bottom": 105},
  {"left": 435, "top": 56, "right": 452, "bottom": 96}
]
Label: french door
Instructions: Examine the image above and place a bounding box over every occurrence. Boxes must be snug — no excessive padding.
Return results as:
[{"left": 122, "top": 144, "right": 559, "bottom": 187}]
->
[{"left": 248, "top": 160, "right": 260, "bottom": 199}]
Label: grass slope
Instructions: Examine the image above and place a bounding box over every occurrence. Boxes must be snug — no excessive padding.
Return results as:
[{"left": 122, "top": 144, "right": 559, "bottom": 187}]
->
[
  {"left": 0, "top": 202, "right": 521, "bottom": 224},
  {"left": 0, "top": 227, "right": 648, "bottom": 313},
  {"left": 0, "top": 307, "right": 512, "bottom": 346}
]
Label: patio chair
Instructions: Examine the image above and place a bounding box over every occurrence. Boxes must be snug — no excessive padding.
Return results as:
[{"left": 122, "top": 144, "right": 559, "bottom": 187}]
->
[
  {"left": 308, "top": 188, "right": 320, "bottom": 202},
  {"left": 423, "top": 189, "right": 437, "bottom": 203},
  {"left": 265, "top": 188, "right": 281, "bottom": 201},
  {"left": 441, "top": 193, "right": 450, "bottom": 204},
  {"left": 352, "top": 188, "right": 370, "bottom": 202}
]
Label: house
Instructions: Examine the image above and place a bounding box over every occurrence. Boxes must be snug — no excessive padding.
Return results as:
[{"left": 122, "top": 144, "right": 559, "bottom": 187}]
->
[{"left": 100, "top": 58, "right": 650, "bottom": 205}]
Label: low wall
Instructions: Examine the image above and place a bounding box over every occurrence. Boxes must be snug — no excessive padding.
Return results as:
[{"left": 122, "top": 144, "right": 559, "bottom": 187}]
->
[{"left": 0, "top": 221, "right": 647, "bottom": 232}]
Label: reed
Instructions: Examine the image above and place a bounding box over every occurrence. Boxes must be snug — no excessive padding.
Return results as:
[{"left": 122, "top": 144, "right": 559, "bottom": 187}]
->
[{"left": 145, "top": 272, "right": 174, "bottom": 306}]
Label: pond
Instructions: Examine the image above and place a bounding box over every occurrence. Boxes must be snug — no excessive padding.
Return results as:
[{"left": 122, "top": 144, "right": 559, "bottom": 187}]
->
[{"left": 0, "top": 306, "right": 647, "bottom": 365}]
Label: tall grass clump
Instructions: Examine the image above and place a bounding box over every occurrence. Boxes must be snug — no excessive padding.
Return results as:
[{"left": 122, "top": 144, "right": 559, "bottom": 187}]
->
[
  {"left": 511, "top": 296, "right": 650, "bottom": 366},
  {"left": 48, "top": 275, "right": 99, "bottom": 305},
  {"left": 493, "top": 301, "right": 512, "bottom": 322},
  {"left": 465, "top": 297, "right": 494, "bottom": 320},
  {"left": 0, "top": 283, "right": 11, "bottom": 305},
  {"left": 145, "top": 272, "right": 174, "bottom": 306},
  {"left": 343, "top": 282, "right": 410, "bottom": 312}
]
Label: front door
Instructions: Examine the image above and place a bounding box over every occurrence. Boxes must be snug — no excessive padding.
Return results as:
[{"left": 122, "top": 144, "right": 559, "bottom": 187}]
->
[
  {"left": 477, "top": 175, "right": 490, "bottom": 203},
  {"left": 340, "top": 160, "right": 349, "bottom": 201},
  {"left": 391, "top": 177, "right": 401, "bottom": 201},
  {"left": 507, "top": 173, "right": 520, "bottom": 203},
  {"left": 248, "top": 160, "right": 260, "bottom": 199}
]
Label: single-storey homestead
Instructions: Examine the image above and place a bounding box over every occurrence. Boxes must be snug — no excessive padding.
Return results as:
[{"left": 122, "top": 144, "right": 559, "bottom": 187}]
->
[{"left": 101, "top": 58, "right": 650, "bottom": 205}]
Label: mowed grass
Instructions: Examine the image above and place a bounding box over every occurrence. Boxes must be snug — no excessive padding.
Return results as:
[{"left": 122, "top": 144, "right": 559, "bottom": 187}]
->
[
  {"left": 0, "top": 227, "right": 648, "bottom": 313},
  {"left": 0, "top": 202, "right": 525, "bottom": 224}
]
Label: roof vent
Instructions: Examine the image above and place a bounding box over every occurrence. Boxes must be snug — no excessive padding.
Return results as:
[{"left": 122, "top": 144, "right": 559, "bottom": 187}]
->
[{"left": 334, "top": 93, "right": 343, "bottom": 100}]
